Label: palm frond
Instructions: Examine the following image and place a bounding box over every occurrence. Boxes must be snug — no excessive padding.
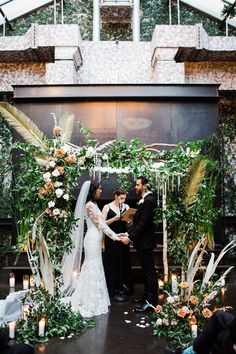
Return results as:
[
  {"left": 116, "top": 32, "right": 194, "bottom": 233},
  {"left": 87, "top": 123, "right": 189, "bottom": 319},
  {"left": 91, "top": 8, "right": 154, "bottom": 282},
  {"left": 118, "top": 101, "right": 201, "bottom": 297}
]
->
[
  {"left": 201, "top": 240, "right": 236, "bottom": 288},
  {"left": 0, "top": 102, "right": 47, "bottom": 149},
  {"left": 58, "top": 111, "right": 75, "bottom": 143},
  {"left": 184, "top": 159, "right": 206, "bottom": 211},
  {"left": 187, "top": 238, "right": 207, "bottom": 296},
  {"left": 38, "top": 232, "right": 55, "bottom": 296}
]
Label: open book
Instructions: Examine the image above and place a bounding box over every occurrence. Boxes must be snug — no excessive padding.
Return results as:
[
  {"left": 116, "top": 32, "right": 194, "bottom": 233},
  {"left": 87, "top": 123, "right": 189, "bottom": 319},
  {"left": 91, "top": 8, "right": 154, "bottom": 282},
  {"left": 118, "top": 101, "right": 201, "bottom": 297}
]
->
[{"left": 121, "top": 208, "right": 137, "bottom": 226}]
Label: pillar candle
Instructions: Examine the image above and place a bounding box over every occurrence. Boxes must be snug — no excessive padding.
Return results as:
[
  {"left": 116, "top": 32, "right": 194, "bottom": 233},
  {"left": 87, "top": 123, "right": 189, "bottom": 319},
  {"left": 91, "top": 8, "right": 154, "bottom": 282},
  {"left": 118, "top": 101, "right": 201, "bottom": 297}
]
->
[
  {"left": 171, "top": 274, "right": 178, "bottom": 295},
  {"left": 23, "top": 275, "right": 29, "bottom": 290},
  {"left": 9, "top": 321, "right": 16, "bottom": 339},
  {"left": 30, "top": 275, "right": 35, "bottom": 288},
  {"left": 191, "top": 324, "right": 198, "bottom": 338},
  {"left": 38, "top": 318, "right": 46, "bottom": 337},
  {"left": 158, "top": 279, "right": 164, "bottom": 290},
  {"left": 9, "top": 273, "right": 15, "bottom": 288}
]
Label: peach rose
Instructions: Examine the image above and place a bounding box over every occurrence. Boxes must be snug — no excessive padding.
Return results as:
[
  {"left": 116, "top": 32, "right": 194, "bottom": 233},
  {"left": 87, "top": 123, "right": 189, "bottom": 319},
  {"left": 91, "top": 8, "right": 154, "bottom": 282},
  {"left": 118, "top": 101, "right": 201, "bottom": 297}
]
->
[
  {"left": 189, "top": 315, "right": 197, "bottom": 326},
  {"left": 44, "top": 182, "right": 54, "bottom": 190},
  {"left": 38, "top": 188, "right": 47, "bottom": 196},
  {"left": 189, "top": 295, "right": 199, "bottom": 305},
  {"left": 56, "top": 166, "right": 64, "bottom": 175},
  {"left": 55, "top": 148, "right": 65, "bottom": 158},
  {"left": 65, "top": 154, "right": 77, "bottom": 164},
  {"left": 155, "top": 305, "right": 163, "bottom": 314},
  {"left": 177, "top": 308, "right": 186, "bottom": 318},
  {"left": 53, "top": 127, "right": 62, "bottom": 136},
  {"left": 179, "top": 281, "right": 189, "bottom": 289},
  {"left": 202, "top": 308, "right": 212, "bottom": 319}
]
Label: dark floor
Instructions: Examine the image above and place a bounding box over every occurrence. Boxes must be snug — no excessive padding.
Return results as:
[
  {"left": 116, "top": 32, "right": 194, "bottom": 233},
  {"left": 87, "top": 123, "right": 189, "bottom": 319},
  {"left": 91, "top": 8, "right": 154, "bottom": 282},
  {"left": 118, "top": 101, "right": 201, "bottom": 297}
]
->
[{"left": 1, "top": 268, "right": 236, "bottom": 354}]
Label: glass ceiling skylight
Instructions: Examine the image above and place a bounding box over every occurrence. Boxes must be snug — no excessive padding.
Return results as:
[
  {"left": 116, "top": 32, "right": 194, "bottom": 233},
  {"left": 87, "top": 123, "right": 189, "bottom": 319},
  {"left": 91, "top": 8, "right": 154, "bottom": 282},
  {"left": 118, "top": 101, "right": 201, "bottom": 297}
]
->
[{"left": 0, "top": 0, "right": 235, "bottom": 27}]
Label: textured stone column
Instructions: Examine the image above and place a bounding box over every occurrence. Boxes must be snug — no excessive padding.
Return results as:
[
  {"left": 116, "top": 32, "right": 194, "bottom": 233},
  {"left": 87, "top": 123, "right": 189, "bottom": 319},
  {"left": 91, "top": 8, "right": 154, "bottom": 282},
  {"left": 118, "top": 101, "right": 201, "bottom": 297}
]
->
[
  {"left": 93, "top": 0, "right": 100, "bottom": 41},
  {"left": 132, "top": 0, "right": 140, "bottom": 42}
]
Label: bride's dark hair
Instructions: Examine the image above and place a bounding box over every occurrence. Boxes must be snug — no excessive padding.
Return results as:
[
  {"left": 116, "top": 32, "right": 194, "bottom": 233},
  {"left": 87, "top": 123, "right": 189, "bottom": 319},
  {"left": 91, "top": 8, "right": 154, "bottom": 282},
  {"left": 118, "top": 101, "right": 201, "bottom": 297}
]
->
[{"left": 86, "top": 181, "right": 101, "bottom": 202}]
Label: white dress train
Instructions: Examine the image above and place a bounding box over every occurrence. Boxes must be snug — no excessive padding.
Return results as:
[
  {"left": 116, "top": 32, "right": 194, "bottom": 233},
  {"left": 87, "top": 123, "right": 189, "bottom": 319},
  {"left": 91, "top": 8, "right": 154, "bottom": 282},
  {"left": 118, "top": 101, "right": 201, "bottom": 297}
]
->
[{"left": 69, "top": 201, "right": 118, "bottom": 317}]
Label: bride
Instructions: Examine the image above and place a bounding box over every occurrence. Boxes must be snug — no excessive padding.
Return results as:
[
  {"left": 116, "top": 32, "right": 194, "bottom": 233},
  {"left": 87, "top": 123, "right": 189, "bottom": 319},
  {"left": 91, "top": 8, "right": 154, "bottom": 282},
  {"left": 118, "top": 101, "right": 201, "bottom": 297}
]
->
[
  {"left": 0, "top": 181, "right": 121, "bottom": 323},
  {"left": 61, "top": 180, "right": 121, "bottom": 318}
]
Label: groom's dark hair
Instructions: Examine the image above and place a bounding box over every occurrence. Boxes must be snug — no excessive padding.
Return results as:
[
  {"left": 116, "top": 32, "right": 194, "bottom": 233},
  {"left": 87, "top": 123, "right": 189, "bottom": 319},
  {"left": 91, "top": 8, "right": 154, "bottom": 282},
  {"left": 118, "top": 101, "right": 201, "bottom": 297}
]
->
[
  {"left": 86, "top": 181, "right": 101, "bottom": 202},
  {"left": 137, "top": 176, "right": 149, "bottom": 187}
]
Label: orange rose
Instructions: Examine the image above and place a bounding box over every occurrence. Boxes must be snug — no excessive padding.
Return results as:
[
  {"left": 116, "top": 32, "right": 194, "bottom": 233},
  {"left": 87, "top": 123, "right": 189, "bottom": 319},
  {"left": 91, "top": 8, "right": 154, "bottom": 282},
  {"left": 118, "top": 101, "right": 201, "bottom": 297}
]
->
[
  {"left": 38, "top": 188, "right": 47, "bottom": 196},
  {"left": 177, "top": 308, "right": 186, "bottom": 318},
  {"left": 189, "top": 295, "right": 199, "bottom": 305},
  {"left": 55, "top": 148, "right": 65, "bottom": 158},
  {"left": 53, "top": 127, "right": 62, "bottom": 136},
  {"left": 44, "top": 182, "right": 54, "bottom": 190},
  {"left": 65, "top": 154, "right": 77, "bottom": 164},
  {"left": 189, "top": 315, "right": 197, "bottom": 325},
  {"left": 179, "top": 281, "right": 189, "bottom": 289},
  {"left": 155, "top": 305, "right": 163, "bottom": 314},
  {"left": 202, "top": 308, "right": 212, "bottom": 319},
  {"left": 56, "top": 166, "right": 64, "bottom": 174}
]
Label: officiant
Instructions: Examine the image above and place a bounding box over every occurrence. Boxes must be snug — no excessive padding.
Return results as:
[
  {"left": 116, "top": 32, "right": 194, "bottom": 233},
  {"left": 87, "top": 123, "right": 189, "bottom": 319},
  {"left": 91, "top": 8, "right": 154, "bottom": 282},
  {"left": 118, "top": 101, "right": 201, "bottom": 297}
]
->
[{"left": 102, "top": 190, "right": 133, "bottom": 300}]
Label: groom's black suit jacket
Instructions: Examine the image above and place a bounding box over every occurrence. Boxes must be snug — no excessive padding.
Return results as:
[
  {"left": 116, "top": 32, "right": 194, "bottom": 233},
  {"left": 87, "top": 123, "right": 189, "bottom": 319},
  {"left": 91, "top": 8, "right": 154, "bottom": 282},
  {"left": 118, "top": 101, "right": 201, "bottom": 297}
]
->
[{"left": 128, "top": 193, "right": 157, "bottom": 250}]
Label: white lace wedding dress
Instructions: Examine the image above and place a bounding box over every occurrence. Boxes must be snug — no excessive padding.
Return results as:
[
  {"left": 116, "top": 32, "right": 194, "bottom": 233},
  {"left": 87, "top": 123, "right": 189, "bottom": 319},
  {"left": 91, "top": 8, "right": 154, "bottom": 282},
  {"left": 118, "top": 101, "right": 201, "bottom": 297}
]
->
[
  {"left": 0, "top": 201, "right": 118, "bottom": 322},
  {"left": 69, "top": 201, "right": 118, "bottom": 318}
]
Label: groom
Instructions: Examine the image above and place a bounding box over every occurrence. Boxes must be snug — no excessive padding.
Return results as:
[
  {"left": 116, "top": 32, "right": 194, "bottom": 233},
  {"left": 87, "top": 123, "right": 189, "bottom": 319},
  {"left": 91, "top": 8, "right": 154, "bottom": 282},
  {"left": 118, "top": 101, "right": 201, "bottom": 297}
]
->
[{"left": 120, "top": 176, "right": 158, "bottom": 313}]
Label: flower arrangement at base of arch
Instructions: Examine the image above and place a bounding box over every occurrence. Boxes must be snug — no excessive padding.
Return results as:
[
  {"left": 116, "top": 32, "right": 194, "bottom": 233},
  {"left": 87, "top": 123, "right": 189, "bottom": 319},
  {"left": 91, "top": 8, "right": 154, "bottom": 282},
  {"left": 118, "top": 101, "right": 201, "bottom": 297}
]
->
[{"left": 151, "top": 238, "right": 236, "bottom": 348}]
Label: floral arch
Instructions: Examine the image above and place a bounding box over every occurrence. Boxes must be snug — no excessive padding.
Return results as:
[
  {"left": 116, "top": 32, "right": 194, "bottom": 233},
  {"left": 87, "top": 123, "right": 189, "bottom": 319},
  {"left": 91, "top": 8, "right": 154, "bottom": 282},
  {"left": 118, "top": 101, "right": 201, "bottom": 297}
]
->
[{"left": 0, "top": 102, "right": 234, "bottom": 346}]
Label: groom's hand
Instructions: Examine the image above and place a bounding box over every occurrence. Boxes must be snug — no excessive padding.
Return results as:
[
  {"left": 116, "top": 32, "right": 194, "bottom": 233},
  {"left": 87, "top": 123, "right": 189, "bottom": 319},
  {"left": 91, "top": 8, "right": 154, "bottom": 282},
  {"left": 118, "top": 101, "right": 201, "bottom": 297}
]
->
[{"left": 120, "top": 236, "right": 130, "bottom": 245}]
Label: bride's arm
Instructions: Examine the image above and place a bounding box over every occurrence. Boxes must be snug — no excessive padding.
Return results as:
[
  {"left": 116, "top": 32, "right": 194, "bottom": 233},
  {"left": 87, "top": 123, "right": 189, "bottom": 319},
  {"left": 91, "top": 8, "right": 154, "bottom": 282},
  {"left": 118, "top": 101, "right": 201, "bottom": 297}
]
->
[{"left": 86, "top": 202, "right": 119, "bottom": 241}]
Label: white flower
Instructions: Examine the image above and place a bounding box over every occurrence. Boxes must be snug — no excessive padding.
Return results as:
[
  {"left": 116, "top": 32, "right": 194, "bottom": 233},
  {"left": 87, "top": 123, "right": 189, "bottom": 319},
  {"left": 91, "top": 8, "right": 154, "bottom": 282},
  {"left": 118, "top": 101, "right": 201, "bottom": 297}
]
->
[
  {"left": 78, "top": 156, "right": 85, "bottom": 165},
  {"left": 63, "top": 194, "right": 69, "bottom": 201},
  {"left": 54, "top": 181, "right": 63, "bottom": 188},
  {"left": 60, "top": 210, "right": 67, "bottom": 218},
  {"left": 55, "top": 188, "right": 64, "bottom": 198},
  {"left": 48, "top": 201, "right": 55, "bottom": 208},
  {"left": 167, "top": 296, "right": 175, "bottom": 304},
  {"left": 85, "top": 146, "right": 94, "bottom": 158},
  {"left": 52, "top": 208, "right": 60, "bottom": 216},
  {"left": 43, "top": 172, "right": 51, "bottom": 182},
  {"left": 151, "top": 162, "right": 165, "bottom": 169},
  {"left": 156, "top": 318, "right": 163, "bottom": 326},
  {"left": 52, "top": 169, "right": 60, "bottom": 177},
  {"left": 137, "top": 199, "right": 144, "bottom": 205},
  {"left": 186, "top": 147, "right": 190, "bottom": 155},
  {"left": 49, "top": 160, "right": 56, "bottom": 168},
  {"left": 102, "top": 153, "right": 108, "bottom": 161},
  {"left": 174, "top": 295, "right": 180, "bottom": 301}
]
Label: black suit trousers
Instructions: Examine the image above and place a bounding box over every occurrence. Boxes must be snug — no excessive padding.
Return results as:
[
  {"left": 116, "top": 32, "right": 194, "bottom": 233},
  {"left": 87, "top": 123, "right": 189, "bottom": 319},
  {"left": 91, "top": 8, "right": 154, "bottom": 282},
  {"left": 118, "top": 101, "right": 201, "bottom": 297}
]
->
[
  {"left": 138, "top": 249, "right": 158, "bottom": 306},
  {"left": 193, "top": 311, "right": 236, "bottom": 354}
]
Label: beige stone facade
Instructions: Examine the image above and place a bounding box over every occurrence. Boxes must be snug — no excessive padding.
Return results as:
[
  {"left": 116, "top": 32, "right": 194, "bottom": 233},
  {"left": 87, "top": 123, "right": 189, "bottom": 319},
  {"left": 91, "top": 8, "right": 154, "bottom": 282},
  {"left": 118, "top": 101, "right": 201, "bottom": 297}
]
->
[{"left": 0, "top": 23, "right": 235, "bottom": 91}]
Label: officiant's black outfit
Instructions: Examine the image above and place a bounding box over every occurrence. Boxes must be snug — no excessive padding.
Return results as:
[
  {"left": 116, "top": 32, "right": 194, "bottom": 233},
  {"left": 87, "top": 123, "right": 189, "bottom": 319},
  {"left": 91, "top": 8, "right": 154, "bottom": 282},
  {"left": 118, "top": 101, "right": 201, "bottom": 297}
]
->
[
  {"left": 104, "top": 206, "right": 133, "bottom": 297},
  {"left": 128, "top": 192, "right": 158, "bottom": 309}
]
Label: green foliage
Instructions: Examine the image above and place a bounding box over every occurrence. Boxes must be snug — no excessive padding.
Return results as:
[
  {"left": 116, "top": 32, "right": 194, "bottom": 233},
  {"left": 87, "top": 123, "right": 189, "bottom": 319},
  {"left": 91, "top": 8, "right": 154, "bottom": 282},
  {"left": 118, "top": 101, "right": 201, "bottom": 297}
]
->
[
  {"left": 2, "top": 0, "right": 236, "bottom": 39},
  {"left": 220, "top": 103, "right": 236, "bottom": 216},
  {"left": 154, "top": 139, "right": 220, "bottom": 269},
  {"left": 0, "top": 118, "right": 13, "bottom": 217},
  {"left": 0, "top": 233, "right": 12, "bottom": 263},
  {"left": 16, "top": 287, "right": 95, "bottom": 344}
]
